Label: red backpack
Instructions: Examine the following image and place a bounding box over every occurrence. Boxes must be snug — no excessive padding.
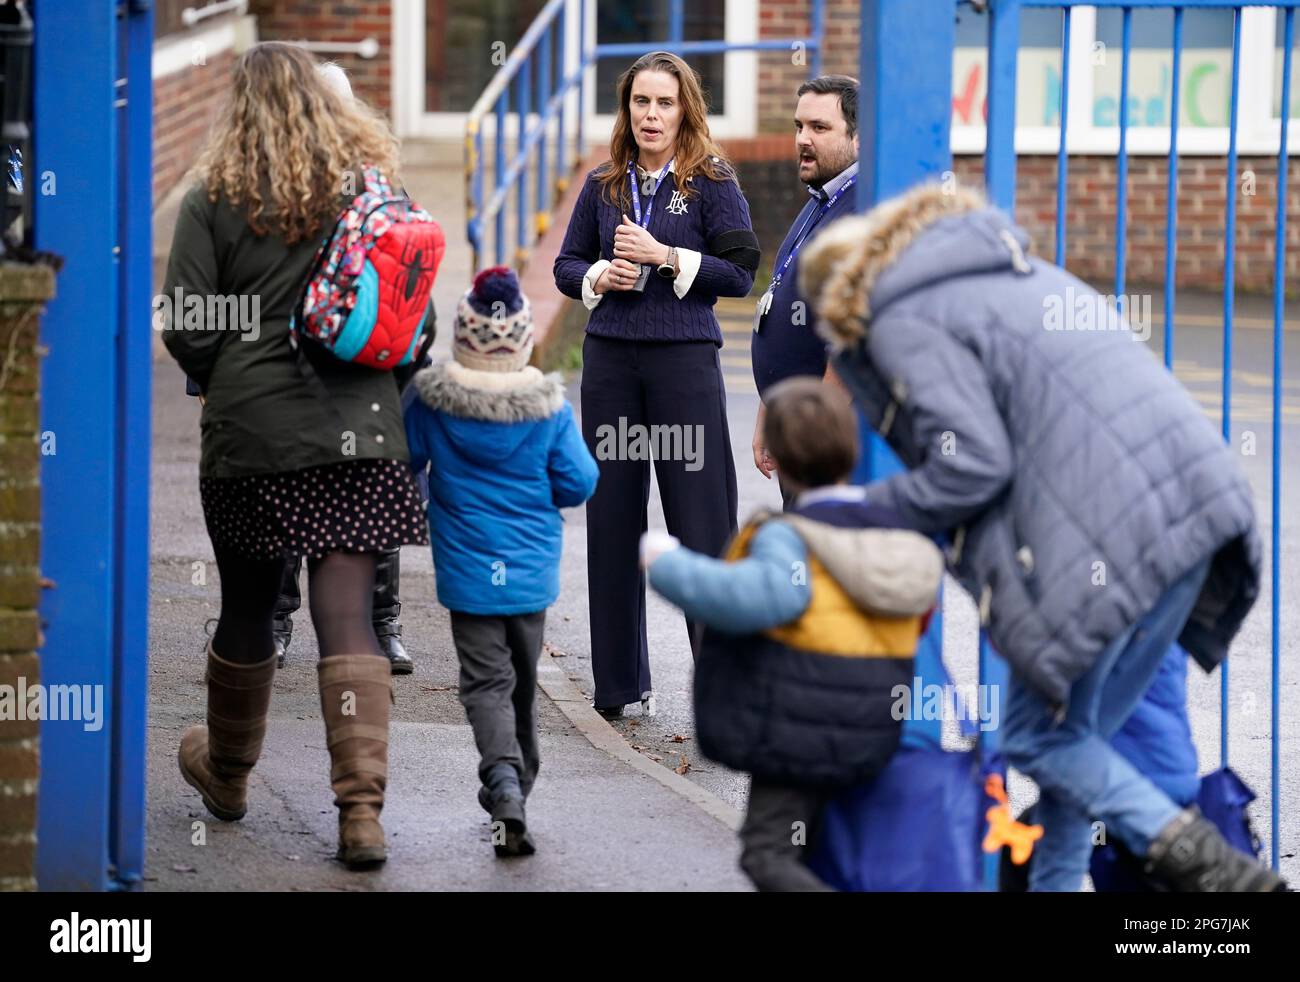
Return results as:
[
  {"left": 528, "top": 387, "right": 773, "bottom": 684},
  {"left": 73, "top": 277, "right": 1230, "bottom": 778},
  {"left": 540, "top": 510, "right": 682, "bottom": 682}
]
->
[{"left": 291, "top": 166, "right": 445, "bottom": 370}]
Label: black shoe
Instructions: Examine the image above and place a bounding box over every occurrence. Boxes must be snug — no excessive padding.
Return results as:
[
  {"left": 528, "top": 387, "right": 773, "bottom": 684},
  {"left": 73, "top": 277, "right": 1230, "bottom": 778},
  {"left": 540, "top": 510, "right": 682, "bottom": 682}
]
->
[
  {"left": 1145, "top": 806, "right": 1288, "bottom": 892},
  {"left": 593, "top": 703, "right": 625, "bottom": 720},
  {"left": 377, "top": 632, "right": 413, "bottom": 675},
  {"left": 482, "top": 763, "right": 534, "bottom": 857},
  {"left": 272, "top": 630, "right": 290, "bottom": 669}
]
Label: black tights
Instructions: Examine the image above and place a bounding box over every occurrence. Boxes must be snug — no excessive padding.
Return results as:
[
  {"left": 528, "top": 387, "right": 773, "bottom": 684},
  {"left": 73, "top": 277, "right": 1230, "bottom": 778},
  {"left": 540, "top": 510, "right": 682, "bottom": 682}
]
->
[{"left": 212, "top": 549, "right": 383, "bottom": 664}]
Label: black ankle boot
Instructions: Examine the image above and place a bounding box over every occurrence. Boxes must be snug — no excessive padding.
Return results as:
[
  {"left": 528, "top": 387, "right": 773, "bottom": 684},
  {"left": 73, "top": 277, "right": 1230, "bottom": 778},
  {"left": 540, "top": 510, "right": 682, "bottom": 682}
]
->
[
  {"left": 481, "top": 763, "right": 534, "bottom": 857},
  {"left": 373, "top": 549, "right": 413, "bottom": 675},
  {"left": 273, "top": 556, "right": 303, "bottom": 669},
  {"left": 1145, "top": 807, "right": 1287, "bottom": 892}
]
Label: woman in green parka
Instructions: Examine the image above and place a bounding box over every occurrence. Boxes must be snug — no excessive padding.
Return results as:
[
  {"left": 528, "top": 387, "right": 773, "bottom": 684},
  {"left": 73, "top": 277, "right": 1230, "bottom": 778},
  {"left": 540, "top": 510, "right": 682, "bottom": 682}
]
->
[{"left": 161, "top": 42, "right": 430, "bottom": 869}]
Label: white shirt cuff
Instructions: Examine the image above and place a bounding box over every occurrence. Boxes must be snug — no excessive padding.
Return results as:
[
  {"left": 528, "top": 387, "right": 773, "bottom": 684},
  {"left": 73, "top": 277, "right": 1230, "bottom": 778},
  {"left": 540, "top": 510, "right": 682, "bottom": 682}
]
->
[
  {"left": 672, "top": 248, "right": 702, "bottom": 299},
  {"left": 582, "top": 260, "right": 611, "bottom": 310}
]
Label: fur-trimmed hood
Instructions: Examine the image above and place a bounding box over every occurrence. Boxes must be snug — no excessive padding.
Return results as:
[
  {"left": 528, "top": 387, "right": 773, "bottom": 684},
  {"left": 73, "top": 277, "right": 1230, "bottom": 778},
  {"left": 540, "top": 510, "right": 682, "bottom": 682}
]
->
[
  {"left": 798, "top": 182, "right": 1032, "bottom": 350},
  {"left": 412, "top": 360, "right": 565, "bottom": 422}
]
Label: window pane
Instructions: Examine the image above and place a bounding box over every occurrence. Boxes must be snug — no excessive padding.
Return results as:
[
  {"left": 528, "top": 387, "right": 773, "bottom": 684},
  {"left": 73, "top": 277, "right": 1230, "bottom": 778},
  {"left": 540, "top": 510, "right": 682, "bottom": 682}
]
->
[
  {"left": 595, "top": 0, "right": 727, "bottom": 116},
  {"left": 425, "top": 0, "right": 548, "bottom": 113},
  {"left": 1092, "top": 9, "right": 1235, "bottom": 129},
  {"left": 951, "top": 6, "right": 1063, "bottom": 130}
]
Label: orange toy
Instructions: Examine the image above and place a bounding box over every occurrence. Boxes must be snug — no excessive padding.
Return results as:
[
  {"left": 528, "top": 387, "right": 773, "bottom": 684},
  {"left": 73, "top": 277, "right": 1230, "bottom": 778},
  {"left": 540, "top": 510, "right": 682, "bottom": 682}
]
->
[{"left": 982, "top": 773, "right": 1044, "bottom": 865}]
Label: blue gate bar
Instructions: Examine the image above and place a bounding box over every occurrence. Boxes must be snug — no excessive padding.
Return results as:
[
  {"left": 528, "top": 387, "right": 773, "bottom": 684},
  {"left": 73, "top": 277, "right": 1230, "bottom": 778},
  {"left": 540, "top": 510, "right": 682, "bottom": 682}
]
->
[
  {"left": 537, "top": 23, "right": 551, "bottom": 237},
  {"left": 555, "top": 1, "right": 567, "bottom": 194},
  {"left": 1221, "top": 8, "right": 1243, "bottom": 765},
  {"left": 517, "top": 66, "right": 529, "bottom": 265},
  {"left": 1271, "top": 6, "right": 1293, "bottom": 872},
  {"left": 576, "top": 0, "right": 586, "bottom": 169},
  {"left": 33, "top": 0, "right": 119, "bottom": 891},
  {"left": 982, "top": 0, "right": 1022, "bottom": 892},
  {"left": 669, "top": 0, "right": 684, "bottom": 45},
  {"left": 1164, "top": 7, "right": 1183, "bottom": 369},
  {"left": 110, "top": 0, "right": 153, "bottom": 890},
  {"left": 1023, "top": 0, "right": 1299, "bottom": 6},
  {"left": 1115, "top": 7, "right": 1131, "bottom": 313},
  {"left": 1055, "top": 7, "right": 1070, "bottom": 266},
  {"left": 810, "top": 0, "right": 824, "bottom": 77},
  {"left": 594, "top": 39, "right": 823, "bottom": 57},
  {"left": 495, "top": 89, "right": 507, "bottom": 267},
  {"left": 986, "top": 0, "right": 1022, "bottom": 213}
]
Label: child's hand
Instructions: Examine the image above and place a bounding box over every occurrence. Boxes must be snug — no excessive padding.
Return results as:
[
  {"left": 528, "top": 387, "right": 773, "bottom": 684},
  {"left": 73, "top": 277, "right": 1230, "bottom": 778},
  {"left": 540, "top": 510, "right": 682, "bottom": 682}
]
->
[{"left": 639, "top": 530, "right": 681, "bottom": 569}]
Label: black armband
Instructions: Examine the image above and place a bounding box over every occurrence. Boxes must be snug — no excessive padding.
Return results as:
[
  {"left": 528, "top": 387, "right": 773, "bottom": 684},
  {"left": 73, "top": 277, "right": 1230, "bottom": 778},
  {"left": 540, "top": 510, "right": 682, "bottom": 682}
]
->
[{"left": 709, "top": 228, "right": 761, "bottom": 273}]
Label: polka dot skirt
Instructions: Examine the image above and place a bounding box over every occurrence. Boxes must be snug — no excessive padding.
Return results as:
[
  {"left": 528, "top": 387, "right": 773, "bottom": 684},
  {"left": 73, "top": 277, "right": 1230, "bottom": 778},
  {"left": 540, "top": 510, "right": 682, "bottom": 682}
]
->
[{"left": 199, "top": 458, "right": 428, "bottom": 561}]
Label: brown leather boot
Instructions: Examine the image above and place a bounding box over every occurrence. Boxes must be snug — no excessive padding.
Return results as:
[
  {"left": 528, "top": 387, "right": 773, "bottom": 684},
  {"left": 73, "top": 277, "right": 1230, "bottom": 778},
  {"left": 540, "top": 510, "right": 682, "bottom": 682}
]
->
[
  {"left": 178, "top": 642, "right": 276, "bottom": 821},
  {"left": 318, "top": 654, "right": 392, "bottom": 869}
]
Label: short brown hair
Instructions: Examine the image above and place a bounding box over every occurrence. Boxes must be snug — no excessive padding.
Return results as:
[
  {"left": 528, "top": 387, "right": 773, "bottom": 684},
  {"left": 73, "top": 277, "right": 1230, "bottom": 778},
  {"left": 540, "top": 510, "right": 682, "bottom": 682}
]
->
[{"left": 763, "top": 377, "right": 859, "bottom": 489}]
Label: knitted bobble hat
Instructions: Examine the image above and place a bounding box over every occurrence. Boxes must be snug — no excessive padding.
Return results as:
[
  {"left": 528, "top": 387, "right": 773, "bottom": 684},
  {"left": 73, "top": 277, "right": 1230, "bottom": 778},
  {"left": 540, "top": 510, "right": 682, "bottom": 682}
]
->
[{"left": 453, "top": 265, "right": 535, "bottom": 372}]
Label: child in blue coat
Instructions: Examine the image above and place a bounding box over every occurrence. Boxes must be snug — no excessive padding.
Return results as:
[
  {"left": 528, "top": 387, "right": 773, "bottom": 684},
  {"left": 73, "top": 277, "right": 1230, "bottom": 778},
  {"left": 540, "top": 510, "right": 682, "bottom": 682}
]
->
[{"left": 405, "top": 266, "right": 598, "bottom": 857}]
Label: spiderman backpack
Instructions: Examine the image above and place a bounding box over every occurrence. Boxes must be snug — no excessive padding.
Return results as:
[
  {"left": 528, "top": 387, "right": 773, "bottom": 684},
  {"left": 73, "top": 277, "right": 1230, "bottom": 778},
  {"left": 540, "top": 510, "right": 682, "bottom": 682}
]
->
[{"left": 291, "top": 166, "right": 445, "bottom": 370}]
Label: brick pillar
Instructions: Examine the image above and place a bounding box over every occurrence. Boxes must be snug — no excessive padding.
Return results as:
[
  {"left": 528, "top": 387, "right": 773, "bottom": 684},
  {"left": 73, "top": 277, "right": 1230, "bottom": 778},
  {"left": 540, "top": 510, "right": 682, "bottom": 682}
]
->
[{"left": 0, "top": 263, "right": 55, "bottom": 892}]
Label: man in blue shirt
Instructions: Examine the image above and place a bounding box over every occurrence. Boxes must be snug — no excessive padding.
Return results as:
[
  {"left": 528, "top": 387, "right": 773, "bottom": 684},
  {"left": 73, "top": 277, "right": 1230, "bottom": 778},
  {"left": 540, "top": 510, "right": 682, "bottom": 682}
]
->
[{"left": 751, "top": 76, "right": 860, "bottom": 507}]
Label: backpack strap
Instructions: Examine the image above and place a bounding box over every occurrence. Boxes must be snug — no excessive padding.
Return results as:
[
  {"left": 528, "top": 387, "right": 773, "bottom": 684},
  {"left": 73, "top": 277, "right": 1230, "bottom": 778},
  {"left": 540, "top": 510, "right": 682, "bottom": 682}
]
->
[{"left": 361, "top": 165, "right": 395, "bottom": 198}]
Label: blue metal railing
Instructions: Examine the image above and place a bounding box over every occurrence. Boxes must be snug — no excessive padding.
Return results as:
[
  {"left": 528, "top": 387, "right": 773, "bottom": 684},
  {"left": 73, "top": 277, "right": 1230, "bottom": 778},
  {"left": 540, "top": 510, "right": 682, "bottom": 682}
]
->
[
  {"left": 465, "top": 0, "right": 826, "bottom": 272},
  {"left": 984, "top": 0, "right": 1296, "bottom": 874}
]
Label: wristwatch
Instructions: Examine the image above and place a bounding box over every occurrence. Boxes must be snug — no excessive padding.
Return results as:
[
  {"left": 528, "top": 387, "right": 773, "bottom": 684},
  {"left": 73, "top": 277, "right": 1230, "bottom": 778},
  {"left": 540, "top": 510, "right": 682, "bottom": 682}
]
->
[{"left": 656, "top": 246, "right": 677, "bottom": 280}]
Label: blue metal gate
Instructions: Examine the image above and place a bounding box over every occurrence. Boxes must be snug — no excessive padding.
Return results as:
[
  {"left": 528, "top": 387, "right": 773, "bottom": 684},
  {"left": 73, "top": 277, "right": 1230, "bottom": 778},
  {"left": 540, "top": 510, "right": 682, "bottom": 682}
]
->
[
  {"left": 30, "top": 0, "right": 153, "bottom": 891},
  {"left": 859, "top": 0, "right": 1292, "bottom": 878}
]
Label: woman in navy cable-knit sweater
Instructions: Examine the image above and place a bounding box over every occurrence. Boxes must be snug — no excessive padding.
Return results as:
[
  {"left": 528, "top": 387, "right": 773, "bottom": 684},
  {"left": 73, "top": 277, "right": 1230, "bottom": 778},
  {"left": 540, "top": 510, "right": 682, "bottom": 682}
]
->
[{"left": 554, "top": 50, "right": 760, "bottom": 717}]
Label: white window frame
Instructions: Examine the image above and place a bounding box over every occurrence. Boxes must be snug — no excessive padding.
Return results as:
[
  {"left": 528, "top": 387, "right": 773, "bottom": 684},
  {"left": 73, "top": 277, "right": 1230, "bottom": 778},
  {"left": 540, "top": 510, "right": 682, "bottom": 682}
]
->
[
  {"left": 583, "top": 0, "right": 758, "bottom": 144},
  {"left": 391, "top": 0, "right": 757, "bottom": 141},
  {"left": 950, "top": 5, "right": 1299, "bottom": 156}
]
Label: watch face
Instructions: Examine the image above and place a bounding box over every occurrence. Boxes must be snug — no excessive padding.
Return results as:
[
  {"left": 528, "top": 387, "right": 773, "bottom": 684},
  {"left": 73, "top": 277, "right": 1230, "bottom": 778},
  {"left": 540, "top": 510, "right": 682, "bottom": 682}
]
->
[{"left": 656, "top": 264, "right": 675, "bottom": 279}]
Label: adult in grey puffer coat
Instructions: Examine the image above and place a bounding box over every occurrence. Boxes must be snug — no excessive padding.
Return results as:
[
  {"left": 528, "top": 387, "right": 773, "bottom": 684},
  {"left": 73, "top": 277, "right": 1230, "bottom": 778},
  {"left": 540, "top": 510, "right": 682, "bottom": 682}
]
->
[{"left": 798, "top": 183, "right": 1281, "bottom": 893}]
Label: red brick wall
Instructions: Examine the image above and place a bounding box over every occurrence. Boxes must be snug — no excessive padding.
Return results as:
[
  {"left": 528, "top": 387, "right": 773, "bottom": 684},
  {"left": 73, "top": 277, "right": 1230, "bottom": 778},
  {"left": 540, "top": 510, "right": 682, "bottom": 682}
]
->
[
  {"left": 153, "top": 50, "right": 236, "bottom": 203},
  {"left": 251, "top": 0, "right": 393, "bottom": 113},
  {"left": 758, "top": 0, "right": 859, "bottom": 134},
  {"left": 0, "top": 265, "right": 53, "bottom": 892},
  {"left": 953, "top": 155, "right": 1300, "bottom": 293}
]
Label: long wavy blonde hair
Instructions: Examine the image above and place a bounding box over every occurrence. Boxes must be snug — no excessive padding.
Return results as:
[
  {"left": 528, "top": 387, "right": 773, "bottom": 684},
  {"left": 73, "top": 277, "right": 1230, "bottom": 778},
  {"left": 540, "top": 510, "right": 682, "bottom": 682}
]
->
[
  {"left": 595, "top": 51, "right": 732, "bottom": 210},
  {"left": 194, "top": 42, "right": 400, "bottom": 244}
]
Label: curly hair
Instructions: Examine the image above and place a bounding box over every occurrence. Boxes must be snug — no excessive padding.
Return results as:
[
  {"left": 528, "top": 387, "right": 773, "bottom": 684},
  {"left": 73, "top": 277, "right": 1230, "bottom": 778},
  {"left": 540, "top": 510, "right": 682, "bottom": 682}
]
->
[{"left": 193, "top": 42, "right": 401, "bottom": 244}]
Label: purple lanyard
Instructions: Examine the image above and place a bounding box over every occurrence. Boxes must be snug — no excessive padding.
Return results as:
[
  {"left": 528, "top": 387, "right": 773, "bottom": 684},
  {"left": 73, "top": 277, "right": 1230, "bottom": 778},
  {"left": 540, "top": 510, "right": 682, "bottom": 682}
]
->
[
  {"left": 628, "top": 157, "right": 674, "bottom": 229},
  {"left": 769, "top": 175, "right": 857, "bottom": 291}
]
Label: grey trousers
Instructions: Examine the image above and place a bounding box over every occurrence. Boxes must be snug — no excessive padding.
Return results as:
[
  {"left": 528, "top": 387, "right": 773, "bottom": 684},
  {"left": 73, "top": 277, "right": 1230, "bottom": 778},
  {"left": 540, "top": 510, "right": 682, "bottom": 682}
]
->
[
  {"left": 738, "top": 778, "right": 834, "bottom": 892},
  {"left": 450, "top": 610, "right": 546, "bottom": 795}
]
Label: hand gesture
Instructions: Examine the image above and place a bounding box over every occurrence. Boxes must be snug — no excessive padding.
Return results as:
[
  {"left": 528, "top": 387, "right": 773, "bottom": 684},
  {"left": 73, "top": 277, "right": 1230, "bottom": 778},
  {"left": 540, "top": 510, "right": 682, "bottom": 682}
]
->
[
  {"left": 614, "top": 214, "right": 667, "bottom": 266},
  {"left": 594, "top": 258, "right": 644, "bottom": 294}
]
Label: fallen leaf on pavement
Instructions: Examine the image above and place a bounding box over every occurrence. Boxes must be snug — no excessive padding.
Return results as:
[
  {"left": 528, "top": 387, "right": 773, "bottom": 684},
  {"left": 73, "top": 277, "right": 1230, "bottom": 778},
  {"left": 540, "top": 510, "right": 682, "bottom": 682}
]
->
[{"left": 675, "top": 754, "right": 691, "bottom": 776}]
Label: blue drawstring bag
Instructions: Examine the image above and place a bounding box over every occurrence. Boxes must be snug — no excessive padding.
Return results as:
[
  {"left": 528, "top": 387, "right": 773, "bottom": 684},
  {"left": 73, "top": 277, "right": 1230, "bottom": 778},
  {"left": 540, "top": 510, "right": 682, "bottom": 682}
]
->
[
  {"left": 806, "top": 746, "right": 996, "bottom": 891},
  {"left": 1089, "top": 767, "right": 1262, "bottom": 892}
]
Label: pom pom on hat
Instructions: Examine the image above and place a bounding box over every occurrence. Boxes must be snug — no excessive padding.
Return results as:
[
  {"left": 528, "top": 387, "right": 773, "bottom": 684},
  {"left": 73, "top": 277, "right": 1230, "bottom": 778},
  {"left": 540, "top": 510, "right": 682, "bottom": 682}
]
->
[{"left": 455, "top": 265, "right": 535, "bottom": 372}]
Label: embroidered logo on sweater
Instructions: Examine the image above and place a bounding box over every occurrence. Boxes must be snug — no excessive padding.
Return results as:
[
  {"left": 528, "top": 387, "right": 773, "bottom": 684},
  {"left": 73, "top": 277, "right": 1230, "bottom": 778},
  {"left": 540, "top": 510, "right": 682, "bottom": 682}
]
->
[{"left": 666, "top": 190, "right": 689, "bottom": 216}]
